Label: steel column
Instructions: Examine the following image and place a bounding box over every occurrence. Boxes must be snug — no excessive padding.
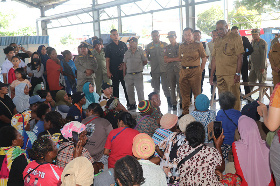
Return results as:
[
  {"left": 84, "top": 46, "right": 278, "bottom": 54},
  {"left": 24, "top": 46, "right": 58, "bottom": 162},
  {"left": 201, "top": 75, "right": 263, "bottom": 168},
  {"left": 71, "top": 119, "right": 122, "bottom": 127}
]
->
[
  {"left": 185, "top": 0, "right": 195, "bottom": 29},
  {"left": 92, "top": 0, "right": 101, "bottom": 38}
]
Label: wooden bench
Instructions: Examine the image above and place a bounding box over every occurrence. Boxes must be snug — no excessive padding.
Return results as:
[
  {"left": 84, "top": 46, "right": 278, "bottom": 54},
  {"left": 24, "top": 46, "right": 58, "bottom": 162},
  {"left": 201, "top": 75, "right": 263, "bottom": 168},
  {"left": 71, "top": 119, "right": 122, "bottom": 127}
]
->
[
  {"left": 240, "top": 82, "right": 274, "bottom": 101},
  {"left": 210, "top": 82, "right": 274, "bottom": 106}
]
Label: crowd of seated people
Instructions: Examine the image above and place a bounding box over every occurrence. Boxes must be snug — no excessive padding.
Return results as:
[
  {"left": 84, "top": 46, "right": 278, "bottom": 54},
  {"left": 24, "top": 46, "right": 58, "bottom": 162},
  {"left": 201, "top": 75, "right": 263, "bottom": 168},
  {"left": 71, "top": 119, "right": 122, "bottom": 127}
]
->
[{"left": 0, "top": 42, "right": 279, "bottom": 186}]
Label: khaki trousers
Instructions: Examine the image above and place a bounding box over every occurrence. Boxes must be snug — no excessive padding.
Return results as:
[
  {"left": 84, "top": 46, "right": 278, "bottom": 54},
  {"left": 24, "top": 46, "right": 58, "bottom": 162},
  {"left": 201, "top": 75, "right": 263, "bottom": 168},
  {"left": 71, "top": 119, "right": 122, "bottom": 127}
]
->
[
  {"left": 95, "top": 71, "right": 112, "bottom": 96},
  {"left": 151, "top": 72, "right": 170, "bottom": 98},
  {"left": 179, "top": 67, "right": 201, "bottom": 115},
  {"left": 249, "top": 69, "right": 267, "bottom": 91},
  {"left": 77, "top": 77, "right": 94, "bottom": 92},
  {"left": 124, "top": 72, "right": 144, "bottom": 105},
  {"left": 167, "top": 69, "right": 181, "bottom": 105},
  {"left": 216, "top": 75, "right": 241, "bottom": 111}
]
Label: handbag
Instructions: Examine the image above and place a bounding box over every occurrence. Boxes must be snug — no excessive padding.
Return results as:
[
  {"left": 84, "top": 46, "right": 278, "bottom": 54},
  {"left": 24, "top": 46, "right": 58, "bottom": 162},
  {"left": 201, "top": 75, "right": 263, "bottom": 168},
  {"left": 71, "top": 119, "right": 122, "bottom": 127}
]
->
[{"left": 59, "top": 72, "right": 66, "bottom": 87}]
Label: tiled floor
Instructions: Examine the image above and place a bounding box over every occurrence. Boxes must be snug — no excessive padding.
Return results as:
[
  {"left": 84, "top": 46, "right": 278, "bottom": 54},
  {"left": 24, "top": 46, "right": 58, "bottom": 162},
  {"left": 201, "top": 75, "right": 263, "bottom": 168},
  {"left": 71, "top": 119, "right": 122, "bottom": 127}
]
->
[{"left": 118, "top": 67, "right": 271, "bottom": 116}]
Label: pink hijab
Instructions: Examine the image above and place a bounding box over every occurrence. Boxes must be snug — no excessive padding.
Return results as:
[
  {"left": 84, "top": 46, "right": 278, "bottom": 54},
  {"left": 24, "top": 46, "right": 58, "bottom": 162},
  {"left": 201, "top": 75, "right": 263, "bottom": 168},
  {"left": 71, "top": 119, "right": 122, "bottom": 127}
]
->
[{"left": 235, "top": 115, "right": 271, "bottom": 186}]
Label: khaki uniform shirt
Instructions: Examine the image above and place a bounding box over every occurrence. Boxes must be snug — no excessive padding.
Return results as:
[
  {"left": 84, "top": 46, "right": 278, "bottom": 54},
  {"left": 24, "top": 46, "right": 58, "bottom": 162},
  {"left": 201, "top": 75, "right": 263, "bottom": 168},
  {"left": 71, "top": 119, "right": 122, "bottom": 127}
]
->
[
  {"left": 74, "top": 54, "right": 98, "bottom": 80},
  {"left": 146, "top": 41, "right": 168, "bottom": 73},
  {"left": 250, "top": 38, "right": 268, "bottom": 70},
  {"left": 212, "top": 31, "right": 244, "bottom": 76},
  {"left": 123, "top": 47, "right": 147, "bottom": 74},
  {"left": 178, "top": 41, "right": 206, "bottom": 67},
  {"left": 207, "top": 41, "right": 214, "bottom": 69},
  {"left": 269, "top": 42, "right": 280, "bottom": 75},
  {"left": 164, "top": 43, "right": 181, "bottom": 72},
  {"left": 270, "top": 37, "right": 280, "bottom": 50},
  {"left": 92, "top": 48, "right": 107, "bottom": 74}
]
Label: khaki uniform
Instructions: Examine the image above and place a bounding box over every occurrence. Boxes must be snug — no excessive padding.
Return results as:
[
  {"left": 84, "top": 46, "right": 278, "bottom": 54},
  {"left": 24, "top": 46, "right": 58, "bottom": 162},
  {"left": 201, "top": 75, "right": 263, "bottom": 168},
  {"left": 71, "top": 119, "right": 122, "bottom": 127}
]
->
[
  {"left": 164, "top": 43, "right": 181, "bottom": 106},
  {"left": 270, "top": 37, "right": 280, "bottom": 51},
  {"left": 123, "top": 47, "right": 147, "bottom": 105},
  {"left": 74, "top": 54, "right": 98, "bottom": 91},
  {"left": 269, "top": 42, "right": 280, "bottom": 85},
  {"left": 91, "top": 48, "right": 112, "bottom": 95},
  {"left": 212, "top": 31, "right": 244, "bottom": 111},
  {"left": 179, "top": 41, "right": 206, "bottom": 115},
  {"left": 249, "top": 38, "right": 268, "bottom": 85},
  {"left": 146, "top": 42, "right": 170, "bottom": 98}
]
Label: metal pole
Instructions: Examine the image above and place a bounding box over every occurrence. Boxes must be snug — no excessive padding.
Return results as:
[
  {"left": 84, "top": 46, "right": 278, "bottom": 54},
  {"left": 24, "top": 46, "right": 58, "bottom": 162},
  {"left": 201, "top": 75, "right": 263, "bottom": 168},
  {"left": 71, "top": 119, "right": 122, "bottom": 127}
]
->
[
  {"left": 223, "top": 0, "right": 228, "bottom": 23},
  {"left": 40, "top": 6, "right": 48, "bottom": 36},
  {"left": 117, "top": 5, "right": 122, "bottom": 33},
  {"left": 179, "top": 0, "right": 183, "bottom": 41},
  {"left": 92, "top": 0, "right": 101, "bottom": 37}
]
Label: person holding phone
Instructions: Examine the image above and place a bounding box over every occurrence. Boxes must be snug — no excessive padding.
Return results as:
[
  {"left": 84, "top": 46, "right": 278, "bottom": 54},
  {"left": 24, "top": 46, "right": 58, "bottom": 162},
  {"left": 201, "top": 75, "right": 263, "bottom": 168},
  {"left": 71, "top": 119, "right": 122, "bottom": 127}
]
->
[
  {"left": 216, "top": 91, "right": 241, "bottom": 160},
  {"left": 175, "top": 121, "right": 225, "bottom": 185},
  {"left": 57, "top": 121, "right": 94, "bottom": 168}
]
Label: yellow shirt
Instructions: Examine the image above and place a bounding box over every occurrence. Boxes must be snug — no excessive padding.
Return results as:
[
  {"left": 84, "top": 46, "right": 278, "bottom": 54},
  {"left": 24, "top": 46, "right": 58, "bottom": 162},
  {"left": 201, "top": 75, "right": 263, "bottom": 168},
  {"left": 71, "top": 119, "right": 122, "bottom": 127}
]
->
[
  {"left": 212, "top": 31, "right": 244, "bottom": 76},
  {"left": 179, "top": 41, "right": 206, "bottom": 67}
]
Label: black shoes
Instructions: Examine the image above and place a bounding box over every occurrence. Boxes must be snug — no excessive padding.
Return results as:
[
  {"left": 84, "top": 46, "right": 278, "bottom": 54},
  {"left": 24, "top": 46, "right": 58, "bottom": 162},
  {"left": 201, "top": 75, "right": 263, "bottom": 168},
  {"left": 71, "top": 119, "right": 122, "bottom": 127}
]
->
[
  {"left": 172, "top": 105, "right": 177, "bottom": 110},
  {"left": 167, "top": 97, "right": 172, "bottom": 107},
  {"left": 128, "top": 104, "right": 137, "bottom": 111}
]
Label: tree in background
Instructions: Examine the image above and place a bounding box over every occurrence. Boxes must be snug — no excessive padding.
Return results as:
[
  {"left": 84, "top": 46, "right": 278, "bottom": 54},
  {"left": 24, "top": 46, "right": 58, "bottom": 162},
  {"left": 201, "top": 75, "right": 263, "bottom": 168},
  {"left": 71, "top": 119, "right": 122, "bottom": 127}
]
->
[
  {"left": 0, "top": 12, "right": 36, "bottom": 36},
  {"left": 60, "top": 34, "right": 75, "bottom": 45},
  {"left": 197, "top": 6, "right": 224, "bottom": 35},
  {"left": 197, "top": 5, "right": 261, "bottom": 35},
  {"left": 234, "top": 0, "right": 280, "bottom": 13}
]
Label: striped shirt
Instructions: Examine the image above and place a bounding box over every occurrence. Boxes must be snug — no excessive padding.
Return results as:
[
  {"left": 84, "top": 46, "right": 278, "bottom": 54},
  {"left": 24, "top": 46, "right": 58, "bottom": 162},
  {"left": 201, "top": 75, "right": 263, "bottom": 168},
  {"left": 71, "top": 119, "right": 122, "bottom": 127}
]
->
[{"left": 152, "top": 128, "right": 173, "bottom": 156}]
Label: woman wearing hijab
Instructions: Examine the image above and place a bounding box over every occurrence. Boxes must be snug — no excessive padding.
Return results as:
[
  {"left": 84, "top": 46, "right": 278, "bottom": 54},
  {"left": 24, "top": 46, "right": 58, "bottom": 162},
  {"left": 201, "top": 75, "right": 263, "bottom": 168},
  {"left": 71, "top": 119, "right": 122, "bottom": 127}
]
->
[
  {"left": 33, "top": 83, "right": 45, "bottom": 96},
  {"left": 37, "top": 45, "right": 49, "bottom": 90},
  {"left": 61, "top": 157, "right": 94, "bottom": 186},
  {"left": 0, "top": 126, "right": 28, "bottom": 185},
  {"left": 13, "top": 83, "right": 30, "bottom": 113},
  {"left": 232, "top": 115, "right": 275, "bottom": 186},
  {"left": 11, "top": 111, "right": 37, "bottom": 151},
  {"left": 82, "top": 82, "right": 100, "bottom": 110},
  {"left": 55, "top": 90, "right": 72, "bottom": 118}
]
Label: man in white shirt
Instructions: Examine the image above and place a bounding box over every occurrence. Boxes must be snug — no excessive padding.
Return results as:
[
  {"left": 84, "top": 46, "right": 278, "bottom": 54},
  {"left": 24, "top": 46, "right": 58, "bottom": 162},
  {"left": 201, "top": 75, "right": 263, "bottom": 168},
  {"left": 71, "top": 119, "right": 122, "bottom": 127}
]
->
[{"left": 2, "top": 46, "right": 26, "bottom": 84}]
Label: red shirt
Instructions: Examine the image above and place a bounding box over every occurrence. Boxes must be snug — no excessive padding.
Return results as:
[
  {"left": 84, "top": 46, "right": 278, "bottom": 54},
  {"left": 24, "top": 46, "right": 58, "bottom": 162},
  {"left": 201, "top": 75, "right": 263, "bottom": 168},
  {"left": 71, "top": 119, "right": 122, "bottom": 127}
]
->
[
  {"left": 46, "top": 59, "right": 63, "bottom": 91},
  {"left": 232, "top": 143, "right": 275, "bottom": 186},
  {"left": 8, "top": 68, "right": 16, "bottom": 84},
  {"left": 104, "top": 127, "right": 139, "bottom": 168},
  {"left": 23, "top": 161, "right": 63, "bottom": 186}
]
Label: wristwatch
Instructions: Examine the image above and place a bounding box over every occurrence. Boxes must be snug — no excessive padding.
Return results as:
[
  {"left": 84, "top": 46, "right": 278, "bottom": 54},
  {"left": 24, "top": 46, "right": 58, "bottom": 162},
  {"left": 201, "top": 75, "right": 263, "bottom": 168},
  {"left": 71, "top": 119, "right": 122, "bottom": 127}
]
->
[{"left": 235, "top": 73, "right": 240, "bottom": 76}]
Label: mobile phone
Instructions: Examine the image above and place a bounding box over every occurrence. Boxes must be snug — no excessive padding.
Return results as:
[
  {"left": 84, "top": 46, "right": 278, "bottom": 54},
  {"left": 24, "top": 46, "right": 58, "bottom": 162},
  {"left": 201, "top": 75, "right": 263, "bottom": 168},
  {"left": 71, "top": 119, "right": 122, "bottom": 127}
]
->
[
  {"left": 214, "top": 121, "right": 222, "bottom": 139},
  {"left": 72, "top": 131, "right": 79, "bottom": 147}
]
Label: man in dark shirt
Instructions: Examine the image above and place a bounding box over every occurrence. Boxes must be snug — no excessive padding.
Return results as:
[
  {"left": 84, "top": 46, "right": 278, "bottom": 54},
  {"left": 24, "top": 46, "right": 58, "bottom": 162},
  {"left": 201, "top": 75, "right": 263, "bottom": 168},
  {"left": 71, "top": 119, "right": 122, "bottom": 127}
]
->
[
  {"left": 0, "top": 82, "right": 17, "bottom": 129},
  {"left": 9, "top": 43, "right": 32, "bottom": 63},
  {"left": 67, "top": 91, "right": 86, "bottom": 122},
  {"left": 231, "top": 26, "right": 253, "bottom": 95},
  {"left": 105, "top": 29, "right": 129, "bottom": 106}
]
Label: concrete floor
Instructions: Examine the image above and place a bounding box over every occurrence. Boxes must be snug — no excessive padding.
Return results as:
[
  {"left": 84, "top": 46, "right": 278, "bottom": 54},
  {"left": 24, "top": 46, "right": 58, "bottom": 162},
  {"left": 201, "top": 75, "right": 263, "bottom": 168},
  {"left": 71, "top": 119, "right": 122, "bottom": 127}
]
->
[{"left": 118, "top": 67, "right": 271, "bottom": 116}]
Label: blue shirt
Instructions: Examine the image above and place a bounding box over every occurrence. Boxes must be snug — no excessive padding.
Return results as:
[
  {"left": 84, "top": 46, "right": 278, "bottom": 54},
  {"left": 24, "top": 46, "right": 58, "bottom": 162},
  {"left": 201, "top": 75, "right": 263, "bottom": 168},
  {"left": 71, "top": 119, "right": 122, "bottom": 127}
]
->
[
  {"left": 33, "top": 120, "right": 45, "bottom": 137},
  {"left": 216, "top": 109, "right": 242, "bottom": 145},
  {"left": 61, "top": 59, "right": 77, "bottom": 81}
]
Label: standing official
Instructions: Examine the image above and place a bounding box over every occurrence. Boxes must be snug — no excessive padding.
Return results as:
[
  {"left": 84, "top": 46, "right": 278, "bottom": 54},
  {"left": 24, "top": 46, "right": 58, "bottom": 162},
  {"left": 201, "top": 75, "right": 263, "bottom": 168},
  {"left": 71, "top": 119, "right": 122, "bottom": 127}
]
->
[
  {"left": 249, "top": 29, "right": 268, "bottom": 87},
  {"left": 269, "top": 39, "right": 280, "bottom": 85},
  {"left": 206, "top": 30, "right": 218, "bottom": 98},
  {"left": 210, "top": 20, "right": 244, "bottom": 111},
  {"left": 123, "top": 37, "right": 147, "bottom": 110},
  {"left": 179, "top": 28, "right": 207, "bottom": 115},
  {"left": 105, "top": 29, "right": 130, "bottom": 106},
  {"left": 92, "top": 39, "right": 111, "bottom": 95},
  {"left": 231, "top": 26, "right": 253, "bottom": 95},
  {"left": 146, "top": 30, "right": 171, "bottom": 107},
  {"left": 164, "top": 31, "right": 181, "bottom": 110},
  {"left": 270, "top": 34, "right": 280, "bottom": 50},
  {"left": 75, "top": 43, "right": 98, "bottom": 92}
]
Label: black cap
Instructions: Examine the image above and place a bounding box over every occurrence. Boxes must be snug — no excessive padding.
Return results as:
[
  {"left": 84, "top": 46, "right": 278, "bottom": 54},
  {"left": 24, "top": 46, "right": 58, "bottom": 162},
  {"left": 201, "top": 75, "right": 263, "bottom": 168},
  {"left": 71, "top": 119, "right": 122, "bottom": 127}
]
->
[
  {"left": 72, "top": 91, "right": 85, "bottom": 104},
  {"left": 0, "top": 82, "right": 9, "bottom": 88},
  {"left": 92, "top": 39, "right": 101, "bottom": 47},
  {"left": 167, "top": 31, "right": 176, "bottom": 38},
  {"left": 127, "top": 37, "right": 138, "bottom": 43},
  {"left": 78, "top": 43, "right": 88, "bottom": 48},
  {"left": 102, "top": 82, "right": 112, "bottom": 90}
]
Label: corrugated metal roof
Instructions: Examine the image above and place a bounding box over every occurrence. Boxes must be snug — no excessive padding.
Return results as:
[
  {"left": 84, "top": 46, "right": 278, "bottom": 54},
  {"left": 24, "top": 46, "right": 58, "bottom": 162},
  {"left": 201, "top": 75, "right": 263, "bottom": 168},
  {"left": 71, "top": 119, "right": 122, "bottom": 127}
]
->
[
  {"left": 0, "top": 36, "right": 49, "bottom": 46},
  {"left": 14, "top": 0, "right": 69, "bottom": 8}
]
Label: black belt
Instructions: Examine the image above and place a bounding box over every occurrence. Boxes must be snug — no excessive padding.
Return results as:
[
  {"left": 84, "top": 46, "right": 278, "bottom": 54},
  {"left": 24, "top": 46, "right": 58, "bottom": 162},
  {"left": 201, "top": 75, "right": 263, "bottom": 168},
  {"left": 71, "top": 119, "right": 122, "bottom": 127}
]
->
[
  {"left": 182, "top": 66, "right": 199, "bottom": 69},
  {"left": 128, "top": 71, "right": 142, "bottom": 75}
]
